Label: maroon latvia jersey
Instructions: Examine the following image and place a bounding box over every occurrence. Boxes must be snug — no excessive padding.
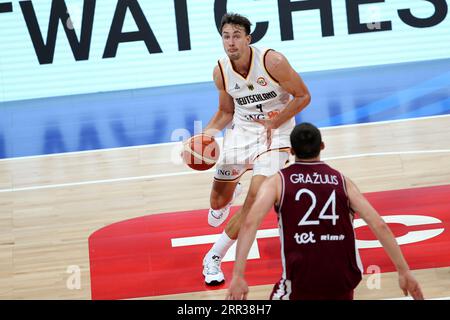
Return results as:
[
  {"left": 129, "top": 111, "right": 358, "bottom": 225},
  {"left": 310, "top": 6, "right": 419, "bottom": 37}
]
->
[{"left": 271, "top": 161, "right": 363, "bottom": 300}]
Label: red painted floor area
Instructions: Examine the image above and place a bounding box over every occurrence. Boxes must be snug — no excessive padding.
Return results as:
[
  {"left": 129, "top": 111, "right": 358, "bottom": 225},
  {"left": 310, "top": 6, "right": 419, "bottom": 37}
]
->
[{"left": 88, "top": 185, "right": 450, "bottom": 300}]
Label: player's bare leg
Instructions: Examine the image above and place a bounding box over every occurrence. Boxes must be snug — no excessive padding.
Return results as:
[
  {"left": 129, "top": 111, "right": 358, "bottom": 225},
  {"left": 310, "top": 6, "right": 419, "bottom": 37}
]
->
[
  {"left": 210, "top": 179, "right": 239, "bottom": 210},
  {"left": 224, "top": 175, "right": 266, "bottom": 239},
  {"left": 203, "top": 150, "right": 289, "bottom": 285},
  {"left": 223, "top": 151, "right": 289, "bottom": 237},
  {"left": 208, "top": 179, "right": 243, "bottom": 227},
  {"left": 203, "top": 175, "right": 266, "bottom": 285}
]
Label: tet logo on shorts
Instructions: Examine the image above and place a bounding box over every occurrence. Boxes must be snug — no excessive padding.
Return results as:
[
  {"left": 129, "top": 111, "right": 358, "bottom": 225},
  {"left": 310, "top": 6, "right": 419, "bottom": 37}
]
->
[{"left": 257, "top": 77, "right": 267, "bottom": 86}]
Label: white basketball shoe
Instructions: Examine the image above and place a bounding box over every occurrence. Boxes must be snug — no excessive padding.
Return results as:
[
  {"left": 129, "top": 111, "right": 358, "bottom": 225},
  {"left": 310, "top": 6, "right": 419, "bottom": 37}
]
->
[
  {"left": 208, "top": 182, "right": 243, "bottom": 227},
  {"left": 202, "top": 252, "right": 224, "bottom": 285}
]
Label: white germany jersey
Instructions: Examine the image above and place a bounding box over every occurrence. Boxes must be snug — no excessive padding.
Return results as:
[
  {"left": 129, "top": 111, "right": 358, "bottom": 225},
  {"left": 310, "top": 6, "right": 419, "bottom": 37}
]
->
[{"left": 218, "top": 46, "right": 295, "bottom": 136}]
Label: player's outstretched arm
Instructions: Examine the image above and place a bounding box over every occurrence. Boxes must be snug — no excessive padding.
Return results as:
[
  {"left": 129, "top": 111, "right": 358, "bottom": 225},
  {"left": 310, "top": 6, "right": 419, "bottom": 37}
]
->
[
  {"left": 203, "top": 66, "right": 235, "bottom": 137},
  {"left": 345, "top": 176, "right": 424, "bottom": 300},
  {"left": 226, "top": 174, "right": 281, "bottom": 300}
]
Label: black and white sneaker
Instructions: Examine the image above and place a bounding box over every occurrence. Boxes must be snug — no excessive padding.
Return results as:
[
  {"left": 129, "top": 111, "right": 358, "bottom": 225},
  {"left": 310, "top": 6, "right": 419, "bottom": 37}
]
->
[{"left": 202, "top": 253, "right": 225, "bottom": 285}]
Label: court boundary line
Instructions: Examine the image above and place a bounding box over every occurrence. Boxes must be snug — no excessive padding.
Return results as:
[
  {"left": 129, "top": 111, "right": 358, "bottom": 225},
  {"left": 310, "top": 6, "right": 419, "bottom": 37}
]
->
[
  {"left": 0, "top": 149, "right": 449, "bottom": 193},
  {"left": 0, "top": 114, "right": 449, "bottom": 162}
]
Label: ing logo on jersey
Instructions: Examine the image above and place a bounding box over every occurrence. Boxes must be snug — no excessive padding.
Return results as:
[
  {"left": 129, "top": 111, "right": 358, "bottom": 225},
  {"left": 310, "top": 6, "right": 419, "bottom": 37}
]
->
[
  {"left": 244, "top": 110, "right": 280, "bottom": 122},
  {"left": 245, "top": 114, "right": 266, "bottom": 121},
  {"left": 257, "top": 77, "right": 267, "bottom": 86}
]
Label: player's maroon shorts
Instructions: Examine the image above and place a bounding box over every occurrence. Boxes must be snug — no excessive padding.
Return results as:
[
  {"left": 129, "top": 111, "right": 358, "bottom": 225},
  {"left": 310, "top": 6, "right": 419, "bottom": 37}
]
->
[{"left": 270, "top": 283, "right": 354, "bottom": 300}]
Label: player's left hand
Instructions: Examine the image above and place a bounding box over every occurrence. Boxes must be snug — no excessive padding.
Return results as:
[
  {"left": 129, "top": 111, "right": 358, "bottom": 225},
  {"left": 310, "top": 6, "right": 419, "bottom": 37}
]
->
[
  {"left": 254, "top": 119, "right": 275, "bottom": 148},
  {"left": 225, "top": 275, "right": 249, "bottom": 300}
]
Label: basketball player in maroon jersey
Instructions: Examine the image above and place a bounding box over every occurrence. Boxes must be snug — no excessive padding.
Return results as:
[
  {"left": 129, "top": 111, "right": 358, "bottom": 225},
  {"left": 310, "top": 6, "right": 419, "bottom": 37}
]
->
[{"left": 226, "top": 123, "right": 424, "bottom": 300}]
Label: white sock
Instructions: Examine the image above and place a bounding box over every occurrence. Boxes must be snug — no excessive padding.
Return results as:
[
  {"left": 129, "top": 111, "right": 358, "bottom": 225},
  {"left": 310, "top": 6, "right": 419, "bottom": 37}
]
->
[{"left": 207, "top": 231, "right": 236, "bottom": 259}]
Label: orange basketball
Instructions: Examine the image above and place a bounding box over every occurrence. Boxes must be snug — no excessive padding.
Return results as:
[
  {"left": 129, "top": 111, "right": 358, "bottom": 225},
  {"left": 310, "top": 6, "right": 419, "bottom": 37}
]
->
[{"left": 182, "top": 134, "right": 220, "bottom": 171}]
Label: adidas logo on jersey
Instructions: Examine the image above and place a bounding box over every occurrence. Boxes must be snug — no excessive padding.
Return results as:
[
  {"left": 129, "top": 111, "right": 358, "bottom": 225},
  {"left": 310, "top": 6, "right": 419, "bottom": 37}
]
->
[{"left": 234, "top": 84, "right": 240, "bottom": 90}]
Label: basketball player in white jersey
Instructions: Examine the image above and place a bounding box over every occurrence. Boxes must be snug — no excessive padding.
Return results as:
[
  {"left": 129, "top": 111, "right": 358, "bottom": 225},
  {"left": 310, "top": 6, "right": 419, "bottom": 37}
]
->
[
  {"left": 226, "top": 123, "right": 423, "bottom": 300},
  {"left": 201, "top": 13, "right": 311, "bottom": 285}
]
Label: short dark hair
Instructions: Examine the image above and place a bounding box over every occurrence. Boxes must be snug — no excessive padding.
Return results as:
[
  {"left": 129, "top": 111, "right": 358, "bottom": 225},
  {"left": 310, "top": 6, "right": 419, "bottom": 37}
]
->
[
  {"left": 290, "top": 123, "right": 322, "bottom": 159},
  {"left": 220, "top": 13, "right": 252, "bottom": 35}
]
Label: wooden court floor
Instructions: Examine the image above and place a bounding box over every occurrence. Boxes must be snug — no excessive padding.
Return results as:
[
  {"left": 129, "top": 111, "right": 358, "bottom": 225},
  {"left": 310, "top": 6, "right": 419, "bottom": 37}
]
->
[{"left": 0, "top": 115, "right": 449, "bottom": 300}]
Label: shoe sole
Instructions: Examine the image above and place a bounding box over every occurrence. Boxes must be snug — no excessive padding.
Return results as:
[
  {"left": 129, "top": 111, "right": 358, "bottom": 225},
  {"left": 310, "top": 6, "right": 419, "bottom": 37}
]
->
[
  {"left": 203, "top": 269, "right": 225, "bottom": 285},
  {"left": 205, "top": 279, "right": 225, "bottom": 286}
]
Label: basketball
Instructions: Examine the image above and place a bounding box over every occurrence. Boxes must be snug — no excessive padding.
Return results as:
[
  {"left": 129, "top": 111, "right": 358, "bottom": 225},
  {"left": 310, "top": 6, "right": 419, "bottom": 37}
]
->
[{"left": 182, "top": 134, "right": 220, "bottom": 171}]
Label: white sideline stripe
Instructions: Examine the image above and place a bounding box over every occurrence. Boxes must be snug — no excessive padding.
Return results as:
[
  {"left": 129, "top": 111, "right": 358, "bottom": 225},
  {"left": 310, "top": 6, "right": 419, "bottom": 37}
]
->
[
  {"left": 0, "top": 149, "right": 449, "bottom": 193},
  {"left": 0, "top": 169, "right": 214, "bottom": 193},
  {"left": 324, "top": 149, "right": 450, "bottom": 161},
  {"left": 0, "top": 114, "right": 448, "bottom": 162},
  {"left": 171, "top": 229, "right": 279, "bottom": 247},
  {"left": 319, "top": 114, "right": 450, "bottom": 131}
]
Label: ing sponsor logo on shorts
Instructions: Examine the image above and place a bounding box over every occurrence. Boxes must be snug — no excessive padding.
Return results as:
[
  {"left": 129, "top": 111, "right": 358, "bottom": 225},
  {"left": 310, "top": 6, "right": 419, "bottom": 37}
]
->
[{"left": 217, "top": 168, "right": 241, "bottom": 177}]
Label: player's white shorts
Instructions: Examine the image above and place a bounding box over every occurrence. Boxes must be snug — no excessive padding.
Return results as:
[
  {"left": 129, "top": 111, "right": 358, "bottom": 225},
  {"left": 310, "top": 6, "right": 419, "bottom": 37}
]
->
[{"left": 214, "top": 125, "right": 291, "bottom": 182}]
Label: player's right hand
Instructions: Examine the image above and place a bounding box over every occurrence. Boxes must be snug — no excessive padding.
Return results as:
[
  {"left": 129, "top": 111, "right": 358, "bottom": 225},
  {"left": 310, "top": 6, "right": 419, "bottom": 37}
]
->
[
  {"left": 254, "top": 119, "right": 274, "bottom": 148},
  {"left": 398, "top": 270, "right": 424, "bottom": 300}
]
